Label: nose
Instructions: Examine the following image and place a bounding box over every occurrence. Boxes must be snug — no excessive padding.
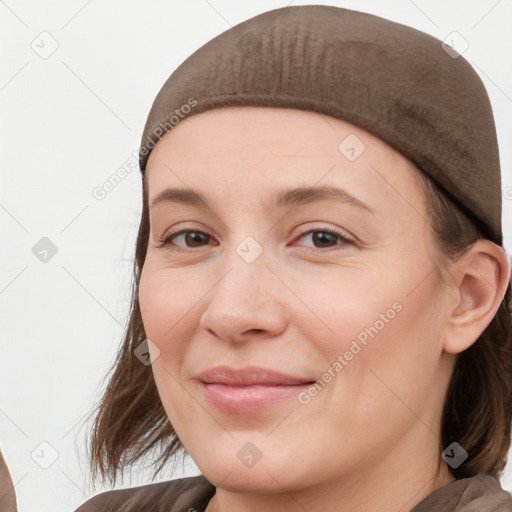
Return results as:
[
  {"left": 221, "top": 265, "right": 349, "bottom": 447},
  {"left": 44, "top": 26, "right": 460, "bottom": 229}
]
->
[{"left": 198, "top": 247, "right": 288, "bottom": 344}]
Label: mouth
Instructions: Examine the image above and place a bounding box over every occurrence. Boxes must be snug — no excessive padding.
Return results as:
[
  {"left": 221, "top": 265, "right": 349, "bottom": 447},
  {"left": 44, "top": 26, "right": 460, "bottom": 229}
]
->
[{"left": 197, "top": 365, "right": 316, "bottom": 415}]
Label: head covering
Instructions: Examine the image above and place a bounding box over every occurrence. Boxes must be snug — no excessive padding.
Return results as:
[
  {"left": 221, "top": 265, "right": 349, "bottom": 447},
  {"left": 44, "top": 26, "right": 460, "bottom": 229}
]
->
[{"left": 139, "top": 5, "right": 503, "bottom": 245}]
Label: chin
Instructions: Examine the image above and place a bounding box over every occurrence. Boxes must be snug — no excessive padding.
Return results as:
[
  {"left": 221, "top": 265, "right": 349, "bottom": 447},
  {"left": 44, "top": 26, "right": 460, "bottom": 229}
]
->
[
  {"left": 188, "top": 439, "right": 313, "bottom": 494},
  {"left": 200, "top": 460, "right": 294, "bottom": 493}
]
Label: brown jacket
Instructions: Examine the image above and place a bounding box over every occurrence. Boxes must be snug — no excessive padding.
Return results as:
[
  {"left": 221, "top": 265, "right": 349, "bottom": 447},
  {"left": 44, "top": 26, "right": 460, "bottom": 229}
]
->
[{"left": 74, "top": 473, "right": 512, "bottom": 511}]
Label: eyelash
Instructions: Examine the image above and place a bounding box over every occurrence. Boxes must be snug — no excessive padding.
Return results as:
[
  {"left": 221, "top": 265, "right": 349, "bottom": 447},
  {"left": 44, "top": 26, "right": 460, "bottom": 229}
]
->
[{"left": 157, "top": 226, "right": 354, "bottom": 252}]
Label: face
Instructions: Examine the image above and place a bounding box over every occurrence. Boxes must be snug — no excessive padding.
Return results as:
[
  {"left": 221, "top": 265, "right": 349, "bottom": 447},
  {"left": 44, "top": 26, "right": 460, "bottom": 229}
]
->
[{"left": 139, "top": 106, "right": 455, "bottom": 494}]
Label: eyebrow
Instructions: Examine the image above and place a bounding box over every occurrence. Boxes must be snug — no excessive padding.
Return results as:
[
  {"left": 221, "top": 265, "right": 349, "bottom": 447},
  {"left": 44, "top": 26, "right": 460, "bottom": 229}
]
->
[{"left": 150, "top": 185, "right": 373, "bottom": 213}]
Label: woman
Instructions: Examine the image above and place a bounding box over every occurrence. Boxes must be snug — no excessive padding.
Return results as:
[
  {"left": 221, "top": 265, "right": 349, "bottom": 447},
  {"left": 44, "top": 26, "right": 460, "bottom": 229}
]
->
[{"left": 75, "top": 5, "right": 512, "bottom": 511}]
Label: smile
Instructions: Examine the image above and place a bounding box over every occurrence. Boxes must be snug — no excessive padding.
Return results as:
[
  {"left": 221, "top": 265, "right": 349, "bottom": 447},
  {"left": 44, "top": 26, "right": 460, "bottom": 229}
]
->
[{"left": 197, "top": 366, "right": 316, "bottom": 415}]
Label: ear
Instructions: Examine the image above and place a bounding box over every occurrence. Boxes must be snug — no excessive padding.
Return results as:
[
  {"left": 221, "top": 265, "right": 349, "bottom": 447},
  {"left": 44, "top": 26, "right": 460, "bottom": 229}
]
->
[{"left": 443, "top": 240, "right": 511, "bottom": 354}]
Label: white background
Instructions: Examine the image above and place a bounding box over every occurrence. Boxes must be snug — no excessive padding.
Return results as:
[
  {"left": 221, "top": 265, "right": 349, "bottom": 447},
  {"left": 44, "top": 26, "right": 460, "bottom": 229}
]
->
[{"left": 1, "top": 1, "right": 511, "bottom": 510}]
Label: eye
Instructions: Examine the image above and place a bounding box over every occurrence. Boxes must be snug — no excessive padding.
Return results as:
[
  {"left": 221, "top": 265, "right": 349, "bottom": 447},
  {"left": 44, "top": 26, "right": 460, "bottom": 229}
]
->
[
  {"left": 157, "top": 226, "right": 354, "bottom": 252},
  {"left": 158, "top": 229, "right": 215, "bottom": 250},
  {"left": 294, "top": 228, "right": 354, "bottom": 250}
]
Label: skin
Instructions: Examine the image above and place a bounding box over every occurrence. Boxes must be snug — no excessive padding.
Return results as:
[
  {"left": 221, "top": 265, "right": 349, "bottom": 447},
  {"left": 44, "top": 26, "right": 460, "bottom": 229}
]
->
[{"left": 138, "top": 106, "right": 510, "bottom": 512}]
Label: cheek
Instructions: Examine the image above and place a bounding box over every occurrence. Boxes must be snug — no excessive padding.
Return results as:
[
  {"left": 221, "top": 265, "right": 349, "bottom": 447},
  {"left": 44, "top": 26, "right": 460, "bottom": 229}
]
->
[
  {"left": 302, "top": 279, "right": 446, "bottom": 460},
  {"left": 288, "top": 266, "right": 402, "bottom": 358},
  {"left": 301, "top": 254, "right": 445, "bottom": 394},
  {"left": 139, "top": 265, "right": 200, "bottom": 350},
  {"left": 334, "top": 272, "right": 447, "bottom": 423},
  {"left": 139, "top": 266, "right": 198, "bottom": 424}
]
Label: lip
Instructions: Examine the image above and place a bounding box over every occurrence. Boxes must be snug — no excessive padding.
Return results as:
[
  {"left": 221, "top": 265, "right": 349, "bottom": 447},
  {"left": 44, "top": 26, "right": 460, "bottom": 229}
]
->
[{"left": 197, "top": 365, "right": 315, "bottom": 415}]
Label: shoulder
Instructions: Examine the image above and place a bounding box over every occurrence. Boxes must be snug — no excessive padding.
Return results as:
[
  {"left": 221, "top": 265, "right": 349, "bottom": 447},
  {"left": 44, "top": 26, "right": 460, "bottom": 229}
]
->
[
  {"left": 411, "top": 473, "right": 512, "bottom": 512},
  {"left": 74, "top": 474, "right": 216, "bottom": 512},
  {"left": 458, "top": 474, "right": 512, "bottom": 511}
]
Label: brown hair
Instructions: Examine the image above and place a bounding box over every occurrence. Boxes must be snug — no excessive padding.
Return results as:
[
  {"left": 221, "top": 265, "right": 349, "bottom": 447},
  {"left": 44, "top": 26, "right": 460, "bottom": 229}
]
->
[
  {"left": 85, "top": 163, "right": 512, "bottom": 489},
  {"left": 416, "top": 171, "right": 512, "bottom": 481}
]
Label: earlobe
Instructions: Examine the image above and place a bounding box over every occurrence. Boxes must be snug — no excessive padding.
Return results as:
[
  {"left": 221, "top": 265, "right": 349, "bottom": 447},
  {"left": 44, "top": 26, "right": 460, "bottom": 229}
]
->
[{"left": 443, "top": 240, "right": 511, "bottom": 355}]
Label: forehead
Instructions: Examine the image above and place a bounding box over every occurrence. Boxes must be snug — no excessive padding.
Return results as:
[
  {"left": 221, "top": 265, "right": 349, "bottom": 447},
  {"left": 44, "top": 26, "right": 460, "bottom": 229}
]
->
[{"left": 144, "top": 106, "right": 425, "bottom": 216}]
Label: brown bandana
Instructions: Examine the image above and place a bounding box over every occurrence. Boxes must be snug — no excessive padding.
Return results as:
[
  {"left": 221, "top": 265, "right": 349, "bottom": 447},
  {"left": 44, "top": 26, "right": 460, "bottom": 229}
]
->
[{"left": 139, "top": 5, "right": 503, "bottom": 245}]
